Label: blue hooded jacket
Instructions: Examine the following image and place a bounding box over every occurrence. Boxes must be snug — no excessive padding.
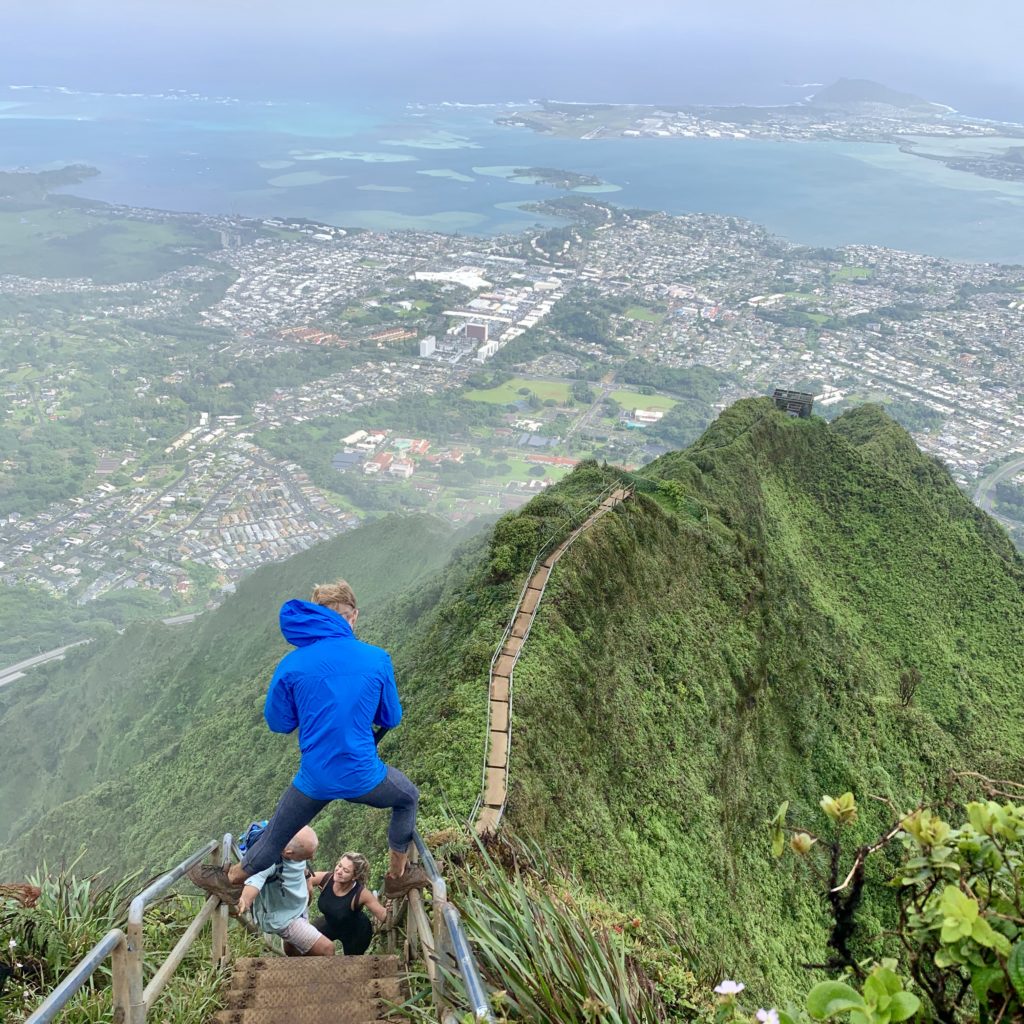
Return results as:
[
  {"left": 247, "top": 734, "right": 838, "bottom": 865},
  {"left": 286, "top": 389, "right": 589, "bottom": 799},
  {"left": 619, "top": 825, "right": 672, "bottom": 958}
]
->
[{"left": 264, "top": 600, "right": 402, "bottom": 800}]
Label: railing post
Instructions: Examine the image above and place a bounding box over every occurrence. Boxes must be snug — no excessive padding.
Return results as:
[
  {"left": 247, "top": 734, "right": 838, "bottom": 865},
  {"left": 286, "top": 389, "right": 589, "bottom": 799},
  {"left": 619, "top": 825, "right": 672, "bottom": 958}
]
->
[
  {"left": 432, "top": 897, "right": 453, "bottom": 1015},
  {"left": 111, "top": 932, "right": 131, "bottom": 1024},
  {"left": 211, "top": 834, "right": 231, "bottom": 969},
  {"left": 126, "top": 898, "right": 146, "bottom": 1024}
]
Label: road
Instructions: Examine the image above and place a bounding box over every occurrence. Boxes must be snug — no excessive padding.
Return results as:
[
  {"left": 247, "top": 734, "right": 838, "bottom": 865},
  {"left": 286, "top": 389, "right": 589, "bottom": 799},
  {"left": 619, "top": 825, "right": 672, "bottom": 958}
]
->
[
  {"left": 0, "top": 639, "right": 93, "bottom": 689},
  {"left": 973, "top": 454, "right": 1024, "bottom": 527},
  {"left": 0, "top": 610, "right": 205, "bottom": 690}
]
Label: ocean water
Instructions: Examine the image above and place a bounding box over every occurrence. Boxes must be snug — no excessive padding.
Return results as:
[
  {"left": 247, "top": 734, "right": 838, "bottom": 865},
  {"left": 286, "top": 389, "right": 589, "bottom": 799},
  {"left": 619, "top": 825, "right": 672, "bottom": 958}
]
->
[{"left": 5, "top": 85, "right": 1024, "bottom": 264}]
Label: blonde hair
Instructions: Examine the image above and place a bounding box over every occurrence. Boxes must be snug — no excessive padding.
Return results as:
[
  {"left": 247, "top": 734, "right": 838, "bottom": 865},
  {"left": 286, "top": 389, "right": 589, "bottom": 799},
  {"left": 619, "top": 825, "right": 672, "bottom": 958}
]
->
[
  {"left": 311, "top": 579, "right": 357, "bottom": 619},
  {"left": 338, "top": 852, "right": 370, "bottom": 885}
]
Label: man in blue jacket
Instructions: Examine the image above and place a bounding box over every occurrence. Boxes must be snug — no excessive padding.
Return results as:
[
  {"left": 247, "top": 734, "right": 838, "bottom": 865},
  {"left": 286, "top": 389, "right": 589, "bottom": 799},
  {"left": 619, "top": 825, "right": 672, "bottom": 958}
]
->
[{"left": 188, "top": 579, "right": 428, "bottom": 903}]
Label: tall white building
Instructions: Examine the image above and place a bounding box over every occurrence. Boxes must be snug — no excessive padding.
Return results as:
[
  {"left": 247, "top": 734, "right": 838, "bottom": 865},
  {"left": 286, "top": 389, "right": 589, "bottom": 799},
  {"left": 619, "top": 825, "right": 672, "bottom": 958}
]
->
[{"left": 419, "top": 335, "right": 437, "bottom": 357}]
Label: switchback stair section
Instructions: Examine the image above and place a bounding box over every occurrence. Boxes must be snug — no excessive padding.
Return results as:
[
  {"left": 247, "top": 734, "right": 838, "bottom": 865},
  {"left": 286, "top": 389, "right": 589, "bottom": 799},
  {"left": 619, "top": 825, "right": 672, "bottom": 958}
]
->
[{"left": 475, "top": 485, "right": 632, "bottom": 835}]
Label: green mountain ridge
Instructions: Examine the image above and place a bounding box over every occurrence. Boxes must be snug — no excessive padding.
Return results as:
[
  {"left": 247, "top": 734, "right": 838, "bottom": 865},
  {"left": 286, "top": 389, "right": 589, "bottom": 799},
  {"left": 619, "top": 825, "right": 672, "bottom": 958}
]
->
[{"left": 2, "top": 399, "right": 1022, "bottom": 998}]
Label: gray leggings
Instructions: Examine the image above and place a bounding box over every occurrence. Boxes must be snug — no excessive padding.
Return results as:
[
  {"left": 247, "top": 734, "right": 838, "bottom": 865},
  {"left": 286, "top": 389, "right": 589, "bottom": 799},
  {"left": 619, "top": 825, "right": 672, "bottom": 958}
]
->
[{"left": 241, "top": 765, "right": 420, "bottom": 875}]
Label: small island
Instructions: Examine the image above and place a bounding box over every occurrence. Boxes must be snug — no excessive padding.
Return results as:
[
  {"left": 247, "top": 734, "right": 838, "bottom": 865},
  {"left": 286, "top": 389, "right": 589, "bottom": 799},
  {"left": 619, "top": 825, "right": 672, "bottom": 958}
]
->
[{"left": 512, "top": 166, "right": 605, "bottom": 190}]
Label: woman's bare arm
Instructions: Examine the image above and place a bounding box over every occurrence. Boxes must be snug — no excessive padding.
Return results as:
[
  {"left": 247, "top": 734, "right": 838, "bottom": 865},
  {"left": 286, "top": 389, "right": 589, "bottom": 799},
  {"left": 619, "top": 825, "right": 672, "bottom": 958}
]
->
[{"left": 359, "top": 886, "right": 388, "bottom": 924}]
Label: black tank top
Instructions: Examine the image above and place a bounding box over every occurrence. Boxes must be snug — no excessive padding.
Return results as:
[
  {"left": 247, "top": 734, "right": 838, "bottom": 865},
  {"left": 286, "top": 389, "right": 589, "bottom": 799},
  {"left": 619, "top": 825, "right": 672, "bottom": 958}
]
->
[{"left": 317, "top": 880, "right": 372, "bottom": 952}]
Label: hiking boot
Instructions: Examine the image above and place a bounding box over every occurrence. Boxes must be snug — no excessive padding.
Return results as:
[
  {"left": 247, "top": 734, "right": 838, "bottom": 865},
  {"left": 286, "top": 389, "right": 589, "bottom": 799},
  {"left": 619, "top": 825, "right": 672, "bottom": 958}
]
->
[
  {"left": 383, "top": 862, "right": 431, "bottom": 900},
  {"left": 186, "top": 863, "right": 243, "bottom": 906}
]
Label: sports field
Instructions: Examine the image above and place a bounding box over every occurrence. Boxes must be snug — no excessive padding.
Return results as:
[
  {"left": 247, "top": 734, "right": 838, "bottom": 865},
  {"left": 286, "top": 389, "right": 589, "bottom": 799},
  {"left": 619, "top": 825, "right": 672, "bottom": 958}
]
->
[{"left": 464, "top": 377, "right": 573, "bottom": 405}]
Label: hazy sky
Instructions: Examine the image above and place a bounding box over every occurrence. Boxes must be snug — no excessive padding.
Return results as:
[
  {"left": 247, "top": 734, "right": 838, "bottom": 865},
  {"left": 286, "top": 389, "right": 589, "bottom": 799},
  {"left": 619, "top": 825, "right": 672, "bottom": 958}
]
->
[{"left": 3, "top": 1, "right": 1021, "bottom": 114}]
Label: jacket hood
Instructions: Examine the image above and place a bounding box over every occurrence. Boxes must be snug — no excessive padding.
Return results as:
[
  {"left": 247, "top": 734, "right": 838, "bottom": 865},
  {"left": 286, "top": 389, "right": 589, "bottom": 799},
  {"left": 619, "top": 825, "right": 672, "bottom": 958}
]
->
[{"left": 279, "top": 599, "right": 354, "bottom": 647}]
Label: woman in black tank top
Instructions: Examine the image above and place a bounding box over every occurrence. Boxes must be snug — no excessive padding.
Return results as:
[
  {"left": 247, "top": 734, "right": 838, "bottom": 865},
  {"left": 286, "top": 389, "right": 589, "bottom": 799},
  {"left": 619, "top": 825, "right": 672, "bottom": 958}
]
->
[{"left": 310, "top": 852, "right": 387, "bottom": 955}]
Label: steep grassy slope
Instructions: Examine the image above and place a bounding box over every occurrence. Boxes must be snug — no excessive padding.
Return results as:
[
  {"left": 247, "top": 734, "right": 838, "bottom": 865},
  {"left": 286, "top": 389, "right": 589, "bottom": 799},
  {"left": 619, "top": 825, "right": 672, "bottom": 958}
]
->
[
  {"left": 0, "top": 470, "right": 619, "bottom": 875},
  {"left": 505, "top": 400, "right": 1024, "bottom": 991},
  {"left": 0, "top": 514, "right": 464, "bottom": 850},
  {"left": 4, "top": 400, "right": 1022, "bottom": 1000}
]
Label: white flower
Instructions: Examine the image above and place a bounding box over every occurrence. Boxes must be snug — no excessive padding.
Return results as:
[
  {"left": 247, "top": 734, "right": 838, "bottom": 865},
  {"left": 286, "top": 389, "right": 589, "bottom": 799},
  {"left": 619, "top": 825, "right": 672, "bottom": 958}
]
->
[
  {"left": 757, "top": 1009, "right": 780, "bottom": 1024},
  {"left": 714, "top": 979, "right": 745, "bottom": 995},
  {"left": 15, "top": 962, "right": 23, "bottom": 969},
  {"left": 7, "top": 938, "right": 16, "bottom": 949}
]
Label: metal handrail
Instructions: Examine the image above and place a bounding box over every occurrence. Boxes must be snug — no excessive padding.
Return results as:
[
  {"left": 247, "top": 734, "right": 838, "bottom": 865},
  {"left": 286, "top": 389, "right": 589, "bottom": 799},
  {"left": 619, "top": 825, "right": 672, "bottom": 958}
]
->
[
  {"left": 26, "top": 834, "right": 233, "bottom": 1024},
  {"left": 25, "top": 829, "right": 494, "bottom": 1024},
  {"left": 411, "top": 831, "right": 494, "bottom": 1023},
  {"left": 472, "top": 479, "right": 625, "bottom": 823},
  {"left": 24, "top": 928, "right": 129, "bottom": 1024}
]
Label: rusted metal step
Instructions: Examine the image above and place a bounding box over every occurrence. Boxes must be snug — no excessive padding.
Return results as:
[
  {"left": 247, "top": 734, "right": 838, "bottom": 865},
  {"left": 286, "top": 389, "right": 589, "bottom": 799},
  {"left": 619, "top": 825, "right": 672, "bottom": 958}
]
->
[
  {"left": 214, "top": 1006, "right": 393, "bottom": 1024},
  {"left": 483, "top": 766, "right": 505, "bottom": 806},
  {"left": 233, "top": 956, "right": 398, "bottom": 977},
  {"left": 493, "top": 653, "right": 517, "bottom": 676},
  {"left": 219, "top": 956, "right": 405, "bottom": 1024},
  {"left": 225, "top": 977, "right": 404, "bottom": 1008},
  {"left": 510, "top": 611, "right": 533, "bottom": 638}
]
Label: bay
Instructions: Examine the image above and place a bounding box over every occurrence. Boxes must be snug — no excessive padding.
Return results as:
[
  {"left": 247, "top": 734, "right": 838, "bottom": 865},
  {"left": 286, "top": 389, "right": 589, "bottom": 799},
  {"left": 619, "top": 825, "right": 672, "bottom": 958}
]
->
[{"left": 4, "top": 86, "right": 1024, "bottom": 263}]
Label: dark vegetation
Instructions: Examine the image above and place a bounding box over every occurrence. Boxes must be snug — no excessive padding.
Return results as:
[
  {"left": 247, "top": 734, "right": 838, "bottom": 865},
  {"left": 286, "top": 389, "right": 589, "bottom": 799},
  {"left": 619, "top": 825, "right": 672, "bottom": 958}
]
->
[{"left": 0, "top": 165, "right": 99, "bottom": 203}]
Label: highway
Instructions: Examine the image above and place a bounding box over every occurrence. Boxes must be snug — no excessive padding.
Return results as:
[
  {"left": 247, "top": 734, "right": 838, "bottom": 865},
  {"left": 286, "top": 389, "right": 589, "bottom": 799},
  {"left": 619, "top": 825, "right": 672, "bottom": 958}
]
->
[
  {"left": 0, "top": 639, "right": 93, "bottom": 689},
  {"left": 0, "top": 610, "right": 205, "bottom": 689},
  {"left": 973, "top": 454, "right": 1024, "bottom": 528}
]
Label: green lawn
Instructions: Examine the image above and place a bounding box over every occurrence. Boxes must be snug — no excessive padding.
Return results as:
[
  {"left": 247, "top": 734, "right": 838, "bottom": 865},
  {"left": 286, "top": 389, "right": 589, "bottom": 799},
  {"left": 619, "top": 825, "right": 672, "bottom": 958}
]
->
[
  {"left": 608, "top": 390, "right": 678, "bottom": 412},
  {"left": 464, "top": 377, "right": 572, "bottom": 405},
  {"left": 0, "top": 205, "right": 218, "bottom": 283},
  {"left": 831, "top": 266, "right": 873, "bottom": 280},
  {"left": 625, "top": 305, "right": 665, "bottom": 323},
  {"left": 497, "top": 458, "right": 574, "bottom": 483}
]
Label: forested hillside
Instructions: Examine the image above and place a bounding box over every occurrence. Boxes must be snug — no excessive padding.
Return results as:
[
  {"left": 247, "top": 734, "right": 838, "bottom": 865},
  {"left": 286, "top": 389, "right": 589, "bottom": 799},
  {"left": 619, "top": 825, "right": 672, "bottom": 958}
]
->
[
  {"left": 0, "top": 514, "right": 468, "bottom": 851},
  {"left": 4, "top": 399, "right": 1022, "bottom": 998}
]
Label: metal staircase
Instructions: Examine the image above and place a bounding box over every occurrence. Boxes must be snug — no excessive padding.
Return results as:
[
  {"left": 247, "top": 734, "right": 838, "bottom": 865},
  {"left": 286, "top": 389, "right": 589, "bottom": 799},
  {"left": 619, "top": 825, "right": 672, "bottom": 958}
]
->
[{"left": 25, "top": 832, "right": 491, "bottom": 1024}]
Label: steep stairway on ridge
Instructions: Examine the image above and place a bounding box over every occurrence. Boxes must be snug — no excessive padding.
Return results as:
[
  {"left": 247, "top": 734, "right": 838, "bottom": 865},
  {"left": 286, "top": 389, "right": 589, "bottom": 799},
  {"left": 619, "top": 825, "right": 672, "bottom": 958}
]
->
[{"left": 476, "top": 485, "right": 633, "bottom": 834}]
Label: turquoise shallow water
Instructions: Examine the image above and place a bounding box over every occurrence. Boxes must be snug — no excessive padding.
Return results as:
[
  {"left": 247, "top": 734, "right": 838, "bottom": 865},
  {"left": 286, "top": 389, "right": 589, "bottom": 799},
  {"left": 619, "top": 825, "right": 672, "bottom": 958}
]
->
[{"left": 4, "top": 87, "right": 1024, "bottom": 263}]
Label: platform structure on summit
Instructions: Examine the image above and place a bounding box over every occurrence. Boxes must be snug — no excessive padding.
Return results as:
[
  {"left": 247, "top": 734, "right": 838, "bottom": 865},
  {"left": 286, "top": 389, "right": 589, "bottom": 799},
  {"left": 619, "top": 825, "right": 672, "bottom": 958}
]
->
[{"left": 772, "top": 388, "right": 815, "bottom": 418}]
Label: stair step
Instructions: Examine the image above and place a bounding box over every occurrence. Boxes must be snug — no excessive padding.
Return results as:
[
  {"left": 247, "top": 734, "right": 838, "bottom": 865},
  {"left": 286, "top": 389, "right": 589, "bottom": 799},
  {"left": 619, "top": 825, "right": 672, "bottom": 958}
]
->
[
  {"left": 225, "top": 977, "right": 404, "bottom": 1008},
  {"left": 214, "top": 1006, "right": 393, "bottom": 1024},
  {"left": 491, "top": 674, "right": 510, "bottom": 701},
  {"left": 234, "top": 955, "right": 399, "bottom": 972}
]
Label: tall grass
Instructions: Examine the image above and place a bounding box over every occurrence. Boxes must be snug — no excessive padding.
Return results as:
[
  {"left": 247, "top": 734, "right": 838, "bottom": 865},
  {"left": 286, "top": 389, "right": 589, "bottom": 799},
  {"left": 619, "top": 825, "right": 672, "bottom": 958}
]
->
[
  {"left": 401, "top": 833, "right": 700, "bottom": 1023},
  {"left": 0, "top": 863, "right": 261, "bottom": 1023}
]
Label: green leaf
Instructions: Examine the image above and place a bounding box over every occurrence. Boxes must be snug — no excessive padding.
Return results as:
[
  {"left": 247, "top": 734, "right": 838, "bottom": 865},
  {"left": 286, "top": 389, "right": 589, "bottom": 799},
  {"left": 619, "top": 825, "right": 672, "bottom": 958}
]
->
[
  {"left": 770, "top": 801, "right": 789, "bottom": 858},
  {"left": 778, "top": 1012, "right": 800, "bottom": 1024},
  {"left": 971, "top": 967, "right": 1004, "bottom": 1007},
  {"left": 971, "top": 916, "right": 1012, "bottom": 955},
  {"left": 940, "top": 885, "right": 978, "bottom": 923},
  {"left": 806, "top": 981, "right": 867, "bottom": 1019},
  {"left": 887, "top": 992, "right": 920, "bottom": 1022},
  {"left": 872, "top": 968, "right": 902, "bottom": 998},
  {"left": 1009, "top": 942, "right": 1024, "bottom": 1000},
  {"left": 772, "top": 825, "right": 786, "bottom": 859}
]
